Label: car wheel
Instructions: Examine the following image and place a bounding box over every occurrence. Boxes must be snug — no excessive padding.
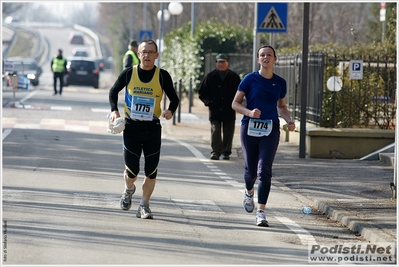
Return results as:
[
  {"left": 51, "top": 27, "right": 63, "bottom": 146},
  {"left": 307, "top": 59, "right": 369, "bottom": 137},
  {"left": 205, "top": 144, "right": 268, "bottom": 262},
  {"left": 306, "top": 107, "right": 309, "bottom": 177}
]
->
[{"left": 93, "top": 82, "right": 99, "bottom": 89}]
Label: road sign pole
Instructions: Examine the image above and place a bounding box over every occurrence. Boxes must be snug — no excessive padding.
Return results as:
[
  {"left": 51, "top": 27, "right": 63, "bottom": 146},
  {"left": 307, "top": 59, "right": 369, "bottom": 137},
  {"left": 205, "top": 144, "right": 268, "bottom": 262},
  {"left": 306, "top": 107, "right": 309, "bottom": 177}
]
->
[
  {"left": 299, "top": 3, "right": 310, "bottom": 159},
  {"left": 269, "top": 33, "right": 275, "bottom": 47},
  {"left": 130, "top": 4, "right": 134, "bottom": 40},
  {"left": 253, "top": 3, "right": 258, "bottom": 72},
  {"left": 394, "top": 69, "right": 398, "bottom": 199}
]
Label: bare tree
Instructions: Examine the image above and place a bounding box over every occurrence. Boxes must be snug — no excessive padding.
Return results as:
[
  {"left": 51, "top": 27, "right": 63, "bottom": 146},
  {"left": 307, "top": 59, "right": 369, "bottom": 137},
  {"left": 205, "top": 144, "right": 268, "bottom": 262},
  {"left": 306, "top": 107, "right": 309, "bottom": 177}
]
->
[
  {"left": 287, "top": 3, "right": 374, "bottom": 46},
  {"left": 2, "top": 2, "right": 27, "bottom": 16},
  {"left": 2, "top": 2, "right": 35, "bottom": 22}
]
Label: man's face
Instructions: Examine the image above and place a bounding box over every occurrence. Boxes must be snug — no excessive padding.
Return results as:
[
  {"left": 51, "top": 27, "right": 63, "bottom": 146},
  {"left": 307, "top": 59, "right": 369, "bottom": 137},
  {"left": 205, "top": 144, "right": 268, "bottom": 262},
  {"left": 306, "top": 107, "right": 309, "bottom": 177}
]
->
[
  {"left": 216, "top": 60, "right": 228, "bottom": 71},
  {"left": 138, "top": 43, "right": 159, "bottom": 70}
]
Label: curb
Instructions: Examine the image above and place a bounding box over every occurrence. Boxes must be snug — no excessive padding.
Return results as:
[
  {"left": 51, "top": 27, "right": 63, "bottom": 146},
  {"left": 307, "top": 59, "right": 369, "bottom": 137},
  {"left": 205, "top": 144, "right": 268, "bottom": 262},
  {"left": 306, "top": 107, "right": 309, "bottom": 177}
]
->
[
  {"left": 273, "top": 179, "right": 396, "bottom": 243},
  {"left": 379, "top": 153, "right": 395, "bottom": 167},
  {"left": 315, "top": 199, "right": 395, "bottom": 243}
]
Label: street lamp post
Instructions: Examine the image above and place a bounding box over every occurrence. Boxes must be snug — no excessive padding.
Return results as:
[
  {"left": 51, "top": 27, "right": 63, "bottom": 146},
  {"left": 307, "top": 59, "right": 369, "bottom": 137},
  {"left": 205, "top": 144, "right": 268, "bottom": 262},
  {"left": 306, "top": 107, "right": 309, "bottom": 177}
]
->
[
  {"left": 157, "top": 4, "right": 171, "bottom": 110},
  {"left": 156, "top": 5, "right": 170, "bottom": 68},
  {"left": 166, "top": 2, "right": 183, "bottom": 111},
  {"left": 168, "top": 2, "right": 183, "bottom": 30}
]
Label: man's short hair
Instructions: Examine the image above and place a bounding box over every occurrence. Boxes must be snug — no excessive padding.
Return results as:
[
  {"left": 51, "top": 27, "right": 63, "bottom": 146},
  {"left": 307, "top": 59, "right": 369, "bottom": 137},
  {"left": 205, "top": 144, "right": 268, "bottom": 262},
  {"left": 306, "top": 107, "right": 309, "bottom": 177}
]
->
[{"left": 130, "top": 40, "right": 138, "bottom": 47}]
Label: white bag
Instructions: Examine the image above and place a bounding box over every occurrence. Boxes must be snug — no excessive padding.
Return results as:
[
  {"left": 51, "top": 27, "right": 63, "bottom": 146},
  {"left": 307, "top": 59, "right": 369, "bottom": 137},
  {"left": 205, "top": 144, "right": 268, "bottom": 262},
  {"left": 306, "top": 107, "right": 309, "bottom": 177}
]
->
[{"left": 107, "top": 117, "right": 125, "bottom": 134}]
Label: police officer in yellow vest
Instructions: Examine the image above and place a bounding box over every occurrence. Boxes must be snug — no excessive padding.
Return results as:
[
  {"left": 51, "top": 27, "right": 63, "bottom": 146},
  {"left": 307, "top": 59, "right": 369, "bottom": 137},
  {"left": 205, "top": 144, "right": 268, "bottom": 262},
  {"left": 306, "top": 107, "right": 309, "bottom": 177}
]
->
[
  {"left": 123, "top": 40, "right": 140, "bottom": 69},
  {"left": 51, "top": 49, "right": 67, "bottom": 95}
]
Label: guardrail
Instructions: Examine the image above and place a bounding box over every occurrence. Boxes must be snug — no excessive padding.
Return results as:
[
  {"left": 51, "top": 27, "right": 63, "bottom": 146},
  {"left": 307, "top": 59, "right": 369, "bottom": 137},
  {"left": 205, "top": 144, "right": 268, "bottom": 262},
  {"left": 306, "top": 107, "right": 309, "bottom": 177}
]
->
[
  {"left": 73, "top": 24, "right": 103, "bottom": 58},
  {"left": 2, "top": 24, "right": 46, "bottom": 64},
  {"left": 2, "top": 24, "right": 16, "bottom": 59}
]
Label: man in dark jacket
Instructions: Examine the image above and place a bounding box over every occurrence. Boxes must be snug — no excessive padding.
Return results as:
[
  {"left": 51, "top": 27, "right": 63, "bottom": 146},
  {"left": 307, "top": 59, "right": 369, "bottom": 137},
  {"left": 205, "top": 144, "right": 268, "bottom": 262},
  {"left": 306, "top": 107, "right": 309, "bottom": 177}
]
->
[{"left": 198, "top": 54, "right": 241, "bottom": 160}]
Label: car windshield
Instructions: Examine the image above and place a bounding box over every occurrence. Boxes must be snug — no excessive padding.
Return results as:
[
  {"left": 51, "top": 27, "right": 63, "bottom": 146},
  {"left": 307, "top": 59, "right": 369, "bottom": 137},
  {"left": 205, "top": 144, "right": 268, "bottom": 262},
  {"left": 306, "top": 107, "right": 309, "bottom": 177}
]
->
[
  {"left": 12, "top": 62, "right": 37, "bottom": 71},
  {"left": 73, "top": 51, "right": 88, "bottom": 57}
]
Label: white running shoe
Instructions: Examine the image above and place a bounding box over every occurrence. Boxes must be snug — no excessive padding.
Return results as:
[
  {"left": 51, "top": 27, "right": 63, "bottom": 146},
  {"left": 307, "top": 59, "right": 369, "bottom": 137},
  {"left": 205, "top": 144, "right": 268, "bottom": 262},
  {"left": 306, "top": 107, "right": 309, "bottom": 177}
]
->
[
  {"left": 120, "top": 185, "right": 136, "bottom": 211},
  {"left": 256, "top": 210, "right": 269, "bottom": 227},
  {"left": 243, "top": 190, "right": 254, "bottom": 213},
  {"left": 136, "top": 205, "right": 153, "bottom": 219}
]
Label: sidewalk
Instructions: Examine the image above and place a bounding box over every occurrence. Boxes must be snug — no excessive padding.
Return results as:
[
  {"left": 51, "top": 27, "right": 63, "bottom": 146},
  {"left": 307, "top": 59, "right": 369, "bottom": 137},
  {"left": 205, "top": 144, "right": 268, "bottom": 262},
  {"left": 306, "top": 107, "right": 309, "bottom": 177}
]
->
[{"left": 163, "top": 96, "right": 397, "bottom": 244}]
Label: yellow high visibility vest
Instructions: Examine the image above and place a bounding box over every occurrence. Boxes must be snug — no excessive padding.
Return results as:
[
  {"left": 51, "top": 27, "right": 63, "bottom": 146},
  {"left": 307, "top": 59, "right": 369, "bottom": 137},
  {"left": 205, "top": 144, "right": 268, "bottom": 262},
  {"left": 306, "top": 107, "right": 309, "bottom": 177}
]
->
[
  {"left": 123, "top": 50, "right": 139, "bottom": 69},
  {"left": 52, "top": 57, "right": 66, "bottom": 73}
]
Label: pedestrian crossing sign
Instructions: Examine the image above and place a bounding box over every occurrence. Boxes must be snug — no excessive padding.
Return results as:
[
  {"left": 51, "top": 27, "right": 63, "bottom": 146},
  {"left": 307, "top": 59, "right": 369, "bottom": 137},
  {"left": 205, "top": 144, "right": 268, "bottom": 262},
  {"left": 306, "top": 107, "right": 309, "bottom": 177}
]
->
[
  {"left": 257, "top": 3, "right": 288, "bottom": 33},
  {"left": 139, "top": 30, "right": 152, "bottom": 42}
]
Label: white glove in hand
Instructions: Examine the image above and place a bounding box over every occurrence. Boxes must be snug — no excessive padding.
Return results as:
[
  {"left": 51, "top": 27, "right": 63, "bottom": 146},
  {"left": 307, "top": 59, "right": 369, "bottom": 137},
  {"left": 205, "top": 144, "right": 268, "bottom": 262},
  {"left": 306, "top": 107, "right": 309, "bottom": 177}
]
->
[{"left": 107, "top": 117, "right": 125, "bottom": 134}]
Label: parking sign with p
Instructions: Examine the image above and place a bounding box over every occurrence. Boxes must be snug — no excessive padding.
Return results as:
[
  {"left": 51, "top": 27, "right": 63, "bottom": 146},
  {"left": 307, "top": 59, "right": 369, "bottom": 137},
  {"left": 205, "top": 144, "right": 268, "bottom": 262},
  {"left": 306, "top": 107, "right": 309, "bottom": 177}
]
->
[{"left": 350, "top": 60, "right": 363, "bottom": 80}]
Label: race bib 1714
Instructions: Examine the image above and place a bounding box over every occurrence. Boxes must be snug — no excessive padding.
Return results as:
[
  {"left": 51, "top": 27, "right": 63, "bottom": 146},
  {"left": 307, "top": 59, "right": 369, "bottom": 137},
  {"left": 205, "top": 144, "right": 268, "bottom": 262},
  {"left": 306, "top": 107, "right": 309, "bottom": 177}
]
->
[{"left": 247, "top": 118, "right": 273, "bottom": 137}]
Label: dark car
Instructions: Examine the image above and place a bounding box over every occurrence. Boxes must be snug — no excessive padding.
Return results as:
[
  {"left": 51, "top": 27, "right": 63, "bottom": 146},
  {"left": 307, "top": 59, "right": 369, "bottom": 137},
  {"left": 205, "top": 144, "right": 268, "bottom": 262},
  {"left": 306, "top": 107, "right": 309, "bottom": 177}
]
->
[
  {"left": 69, "top": 31, "right": 84, "bottom": 45},
  {"left": 64, "top": 57, "right": 100, "bottom": 89},
  {"left": 72, "top": 48, "right": 89, "bottom": 57},
  {"left": 3, "top": 57, "right": 42, "bottom": 86}
]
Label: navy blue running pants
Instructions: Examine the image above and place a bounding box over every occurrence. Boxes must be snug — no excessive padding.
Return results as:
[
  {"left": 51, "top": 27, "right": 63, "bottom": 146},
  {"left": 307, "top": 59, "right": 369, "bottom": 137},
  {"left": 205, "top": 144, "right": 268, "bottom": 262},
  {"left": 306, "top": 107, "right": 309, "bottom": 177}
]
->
[{"left": 240, "top": 122, "right": 280, "bottom": 205}]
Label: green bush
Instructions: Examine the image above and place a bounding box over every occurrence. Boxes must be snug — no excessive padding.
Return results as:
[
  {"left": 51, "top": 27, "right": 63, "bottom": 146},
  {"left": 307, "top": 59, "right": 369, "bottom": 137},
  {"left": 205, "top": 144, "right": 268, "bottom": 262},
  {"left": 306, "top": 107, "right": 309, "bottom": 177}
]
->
[{"left": 163, "top": 19, "right": 253, "bottom": 94}]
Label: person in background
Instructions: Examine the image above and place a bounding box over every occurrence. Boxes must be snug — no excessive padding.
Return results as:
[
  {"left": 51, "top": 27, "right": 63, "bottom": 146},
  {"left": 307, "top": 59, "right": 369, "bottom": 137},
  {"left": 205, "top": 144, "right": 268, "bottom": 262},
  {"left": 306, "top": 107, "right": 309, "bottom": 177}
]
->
[
  {"left": 123, "top": 40, "right": 140, "bottom": 69},
  {"left": 231, "top": 45, "right": 296, "bottom": 227},
  {"left": 51, "top": 48, "right": 67, "bottom": 95},
  {"left": 198, "top": 54, "right": 241, "bottom": 160},
  {"left": 108, "top": 39, "right": 179, "bottom": 219}
]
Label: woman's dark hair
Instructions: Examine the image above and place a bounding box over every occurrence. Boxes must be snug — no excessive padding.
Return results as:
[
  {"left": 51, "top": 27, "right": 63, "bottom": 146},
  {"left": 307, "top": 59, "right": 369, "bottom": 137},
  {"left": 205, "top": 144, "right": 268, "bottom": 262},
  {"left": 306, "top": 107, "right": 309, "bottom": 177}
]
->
[{"left": 257, "top": 45, "right": 276, "bottom": 57}]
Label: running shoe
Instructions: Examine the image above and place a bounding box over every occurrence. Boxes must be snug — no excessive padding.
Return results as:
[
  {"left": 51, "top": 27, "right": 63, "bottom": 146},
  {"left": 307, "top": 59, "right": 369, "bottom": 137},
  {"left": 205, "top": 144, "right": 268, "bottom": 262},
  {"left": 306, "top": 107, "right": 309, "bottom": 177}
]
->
[
  {"left": 243, "top": 190, "right": 254, "bottom": 213},
  {"left": 256, "top": 210, "right": 269, "bottom": 227},
  {"left": 136, "top": 205, "right": 153, "bottom": 219},
  {"left": 119, "top": 185, "right": 136, "bottom": 211}
]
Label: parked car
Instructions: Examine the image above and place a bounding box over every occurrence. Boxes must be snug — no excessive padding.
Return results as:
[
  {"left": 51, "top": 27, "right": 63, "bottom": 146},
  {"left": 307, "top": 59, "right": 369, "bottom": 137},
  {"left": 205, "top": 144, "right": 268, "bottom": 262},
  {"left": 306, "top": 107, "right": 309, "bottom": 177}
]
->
[
  {"left": 3, "top": 57, "right": 42, "bottom": 86},
  {"left": 64, "top": 57, "right": 100, "bottom": 89},
  {"left": 69, "top": 31, "right": 84, "bottom": 45},
  {"left": 72, "top": 48, "right": 88, "bottom": 57}
]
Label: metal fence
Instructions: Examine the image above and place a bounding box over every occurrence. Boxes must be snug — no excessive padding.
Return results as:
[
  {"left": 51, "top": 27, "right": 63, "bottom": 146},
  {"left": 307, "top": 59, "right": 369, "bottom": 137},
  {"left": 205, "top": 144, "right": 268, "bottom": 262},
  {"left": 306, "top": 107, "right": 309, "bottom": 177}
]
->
[
  {"left": 202, "top": 52, "right": 396, "bottom": 129},
  {"left": 274, "top": 52, "right": 397, "bottom": 129}
]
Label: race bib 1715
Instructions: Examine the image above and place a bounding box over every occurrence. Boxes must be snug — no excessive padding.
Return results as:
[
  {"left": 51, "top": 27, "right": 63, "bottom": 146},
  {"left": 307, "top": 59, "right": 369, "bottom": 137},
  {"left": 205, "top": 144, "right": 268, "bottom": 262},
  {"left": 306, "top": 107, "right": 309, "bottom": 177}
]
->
[{"left": 130, "top": 96, "right": 155, "bottom": 121}]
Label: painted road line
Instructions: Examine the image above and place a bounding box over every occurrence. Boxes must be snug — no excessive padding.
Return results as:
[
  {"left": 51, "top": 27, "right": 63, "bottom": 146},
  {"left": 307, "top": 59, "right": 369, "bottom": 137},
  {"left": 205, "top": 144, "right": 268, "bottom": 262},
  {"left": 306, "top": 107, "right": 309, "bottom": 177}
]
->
[
  {"left": 170, "top": 137, "right": 317, "bottom": 245},
  {"left": 50, "top": 106, "right": 72, "bottom": 111},
  {"left": 2, "top": 129, "right": 12, "bottom": 140}
]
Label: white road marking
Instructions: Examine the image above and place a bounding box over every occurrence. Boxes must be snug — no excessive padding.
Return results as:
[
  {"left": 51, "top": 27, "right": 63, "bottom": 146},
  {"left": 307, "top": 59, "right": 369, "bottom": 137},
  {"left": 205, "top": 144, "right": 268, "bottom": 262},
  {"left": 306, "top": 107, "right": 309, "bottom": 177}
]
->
[
  {"left": 275, "top": 216, "right": 317, "bottom": 245},
  {"left": 2, "top": 129, "right": 12, "bottom": 140},
  {"left": 50, "top": 106, "right": 72, "bottom": 111},
  {"left": 170, "top": 138, "right": 317, "bottom": 245},
  {"left": 20, "top": 91, "right": 37, "bottom": 103},
  {"left": 91, "top": 108, "right": 110, "bottom": 113}
]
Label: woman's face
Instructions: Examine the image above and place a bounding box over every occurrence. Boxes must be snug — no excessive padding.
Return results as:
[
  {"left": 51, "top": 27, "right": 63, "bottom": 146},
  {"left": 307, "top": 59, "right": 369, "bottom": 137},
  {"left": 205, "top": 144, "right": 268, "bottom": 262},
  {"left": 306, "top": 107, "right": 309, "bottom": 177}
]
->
[{"left": 257, "top": 47, "right": 277, "bottom": 69}]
